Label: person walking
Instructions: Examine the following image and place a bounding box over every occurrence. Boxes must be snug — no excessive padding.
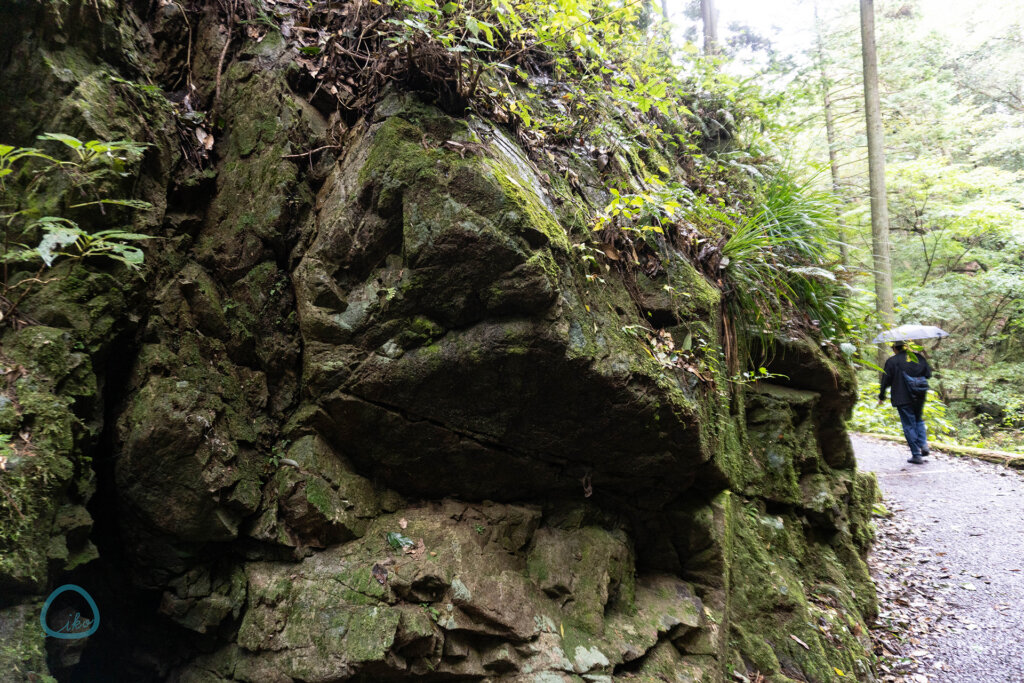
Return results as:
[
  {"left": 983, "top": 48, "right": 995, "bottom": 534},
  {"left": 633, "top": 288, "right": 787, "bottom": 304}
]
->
[{"left": 878, "top": 342, "right": 932, "bottom": 464}]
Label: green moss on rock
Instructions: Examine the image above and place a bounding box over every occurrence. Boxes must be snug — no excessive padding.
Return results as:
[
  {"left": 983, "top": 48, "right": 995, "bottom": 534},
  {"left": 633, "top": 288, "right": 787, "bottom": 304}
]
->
[{"left": 0, "top": 602, "right": 55, "bottom": 683}]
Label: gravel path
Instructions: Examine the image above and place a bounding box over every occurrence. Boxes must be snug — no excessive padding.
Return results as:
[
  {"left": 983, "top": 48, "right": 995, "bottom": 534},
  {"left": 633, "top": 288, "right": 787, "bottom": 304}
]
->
[{"left": 853, "top": 435, "right": 1024, "bottom": 683}]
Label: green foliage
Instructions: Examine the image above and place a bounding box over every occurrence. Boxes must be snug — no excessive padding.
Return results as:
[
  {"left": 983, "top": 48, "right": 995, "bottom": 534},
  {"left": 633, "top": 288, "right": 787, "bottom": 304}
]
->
[
  {"left": 704, "top": 167, "right": 851, "bottom": 344},
  {"left": 769, "top": 2, "right": 1024, "bottom": 448},
  {"left": 0, "top": 133, "right": 152, "bottom": 322},
  {"left": 268, "top": 439, "right": 291, "bottom": 467},
  {"left": 849, "top": 382, "right": 956, "bottom": 441},
  {"left": 385, "top": 532, "right": 415, "bottom": 550},
  {"left": 595, "top": 174, "right": 693, "bottom": 236},
  {"left": 622, "top": 323, "right": 715, "bottom": 380},
  {"left": 35, "top": 133, "right": 147, "bottom": 170},
  {"left": 381, "top": 0, "right": 688, "bottom": 129},
  {"left": 0, "top": 145, "right": 57, "bottom": 181},
  {"left": 0, "top": 435, "right": 36, "bottom": 551},
  {"left": 18, "top": 218, "right": 149, "bottom": 269}
]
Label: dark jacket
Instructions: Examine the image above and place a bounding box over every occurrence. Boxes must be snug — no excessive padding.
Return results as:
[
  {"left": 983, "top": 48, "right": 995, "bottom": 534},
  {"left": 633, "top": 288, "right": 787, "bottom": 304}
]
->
[{"left": 879, "top": 351, "right": 932, "bottom": 406}]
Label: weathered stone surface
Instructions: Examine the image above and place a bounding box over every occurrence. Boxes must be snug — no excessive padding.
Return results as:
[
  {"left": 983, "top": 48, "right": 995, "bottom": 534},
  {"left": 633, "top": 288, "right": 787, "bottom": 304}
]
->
[
  {"left": 160, "top": 500, "right": 736, "bottom": 681},
  {"left": 741, "top": 383, "right": 822, "bottom": 505},
  {"left": 247, "top": 437, "right": 381, "bottom": 549},
  {"left": 604, "top": 574, "right": 703, "bottom": 664},
  {"left": 293, "top": 105, "right": 722, "bottom": 508},
  {"left": 527, "top": 526, "right": 634, "bottom": 635},
  {"left": 154, "top": 565, "right": 243, "bottom": 634},
  {"left": 635, "top": 641, "right": 715, "bottom": 682},
  {"left": 721, "top": 492, "right": 876, "bottom": 682},
  {"left": 757, "top": 335, "right": 859, "bottom": 470}
]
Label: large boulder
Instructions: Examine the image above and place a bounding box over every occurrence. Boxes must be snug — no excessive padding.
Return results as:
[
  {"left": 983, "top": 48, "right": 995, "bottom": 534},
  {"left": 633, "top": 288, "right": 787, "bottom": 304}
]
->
[{"left": 292, "top": 101, "right": 726, "bottom": 510}]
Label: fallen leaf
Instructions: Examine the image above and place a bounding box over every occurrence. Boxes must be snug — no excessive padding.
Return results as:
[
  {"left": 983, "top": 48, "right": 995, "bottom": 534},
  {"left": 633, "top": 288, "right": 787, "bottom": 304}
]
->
[
  {"left": 195, "top": 127, "right": 214, "bottom": 151},
  {"left": 600, "top": 243, "right": 621, "bottom": 260},
  {"left": 386, "top": 531, "right": 415, "bottom": 549},
  {"left": 404, "top": 538, "right": 426, "bottom": 558}
]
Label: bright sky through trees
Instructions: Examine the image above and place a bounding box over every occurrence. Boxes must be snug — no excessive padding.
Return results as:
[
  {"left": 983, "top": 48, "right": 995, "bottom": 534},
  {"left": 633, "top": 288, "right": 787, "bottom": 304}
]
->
[{"left": 671, "top": 0, "right": 1024, "bottom": 57}]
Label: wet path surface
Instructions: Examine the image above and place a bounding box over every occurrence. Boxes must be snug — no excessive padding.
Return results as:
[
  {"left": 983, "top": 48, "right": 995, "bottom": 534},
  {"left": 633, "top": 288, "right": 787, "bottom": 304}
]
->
[{"left": 854, "top": 435, "right": 1024, "bottom": 683}]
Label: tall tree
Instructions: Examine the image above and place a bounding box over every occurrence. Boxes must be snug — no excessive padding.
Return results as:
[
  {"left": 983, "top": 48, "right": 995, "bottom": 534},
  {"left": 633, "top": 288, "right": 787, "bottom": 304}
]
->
[
  {"left": 700, "top": 0, "right": 718, "bottom": 54},
  {"left": 814, "top": 2, "right": 848, "bottom": 265},
  {"left": 859, "top": 0, "right": 894, "bottom": 357}
]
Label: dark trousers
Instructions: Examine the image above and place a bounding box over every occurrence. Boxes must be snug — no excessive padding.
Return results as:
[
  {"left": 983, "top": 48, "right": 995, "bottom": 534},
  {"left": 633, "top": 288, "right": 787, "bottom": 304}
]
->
[{"left": 897, "top": 401, "right": 928, "bottom": 457}]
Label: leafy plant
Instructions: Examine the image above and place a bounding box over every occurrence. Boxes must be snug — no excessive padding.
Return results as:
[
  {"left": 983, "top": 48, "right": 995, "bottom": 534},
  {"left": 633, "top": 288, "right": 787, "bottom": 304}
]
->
[
  {"left": 268, "top": 439, "right": 291, "bottom": 467},
  {"left": 0, "top": 434, "right": 34, "bottom": 551},
  {"left": 594, "top": 174, "right": 694, "bottom": 236},
  {"left": 716, "top": 169, "right": 847, "bottom": 337},
  {"left": 386, "top": 531, "right": 415, "bottom": 550},
  {"left": 622, "top": 324, "right": 714, "bottom": 382},
  {"left": 849, "top": 382, "right": 956, "bottom": 441},
  {"left": 628, "top": 164, "right": 851, "bottom": 373},
  {"left": 291, "top": 0, "right": 695, "bottom": 147},
  {"left": 35, "top": 133, "right": 147, "bottom": 170},
  {"left": 0, "top": 133, "right": 152, "bottom": 323}
]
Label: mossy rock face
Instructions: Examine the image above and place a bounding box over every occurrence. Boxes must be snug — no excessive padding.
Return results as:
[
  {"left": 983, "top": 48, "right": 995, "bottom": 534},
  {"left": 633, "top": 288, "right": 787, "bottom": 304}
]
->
[
  {"left": 635, "top": 641, "right": 716, "bottom": 683},
  {"left": 0, "top": 3, "right": 183, "bottom": 674},
  {"left": 740, "top": 384, "right": 822, "bottom": 504},
  {"left": 720, "top": 494, "right": 875, "bottom": 682},
  {"left": 106, "top": 40, "right": 310, "bottom": 584},
  {"left": 527, "top": 526, "right": 634, "bottom": 636},
  {"left": 0, "top": 326, "right": 101, "bottom": 590},
  {"left": 248, "top": 445, "right": 382, "bottom": 549},
  {"left": 0, "top": 326, "right": 111, "bottom": 676},
  {"left": 159, "top": 565, "right": 247, "bottom": 635},
  {"left": 294, "top": 101, "right": 725, "bottom": 508},
  {"left": 754, "top": 335, "right": 859, "bottom": 470},
  {"left": 0, "top": 8, "right": 878, "bottom": 680},
  {"left": 0, "top": 602, "right": 52, "bottom": 682},
  {"left": 115, "top": 372, "right": 261, "bottom": 543},
  {"left": 848, "top": 470, "right": 880, "bottom": 555}
]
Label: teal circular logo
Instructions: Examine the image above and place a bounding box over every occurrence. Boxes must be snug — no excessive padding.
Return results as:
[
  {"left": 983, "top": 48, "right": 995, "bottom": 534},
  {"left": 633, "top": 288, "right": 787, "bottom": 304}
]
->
[{"left": 40, "top": 584, "right": 99, "bottom": 639}]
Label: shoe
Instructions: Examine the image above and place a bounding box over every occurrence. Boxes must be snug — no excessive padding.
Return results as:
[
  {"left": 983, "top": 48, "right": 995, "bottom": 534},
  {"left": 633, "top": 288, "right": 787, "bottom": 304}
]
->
[
  {"left": 921, "top": 448, "right": 930, "bottom": 457},
  {"left": 907, "top": 456, "right": 925, "bottom": 464}
]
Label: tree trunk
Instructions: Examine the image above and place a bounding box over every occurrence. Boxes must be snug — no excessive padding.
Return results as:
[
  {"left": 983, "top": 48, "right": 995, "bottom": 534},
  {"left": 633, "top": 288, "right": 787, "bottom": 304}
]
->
[
  {"left": 814, "top": 3, "right": 848, "bottom": 266},
  {"left": 860, "top": 0, "right": 895, "bottom": 363},
  {"left": 701, "top": 0, "right": 718, "bottom": 55}
]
